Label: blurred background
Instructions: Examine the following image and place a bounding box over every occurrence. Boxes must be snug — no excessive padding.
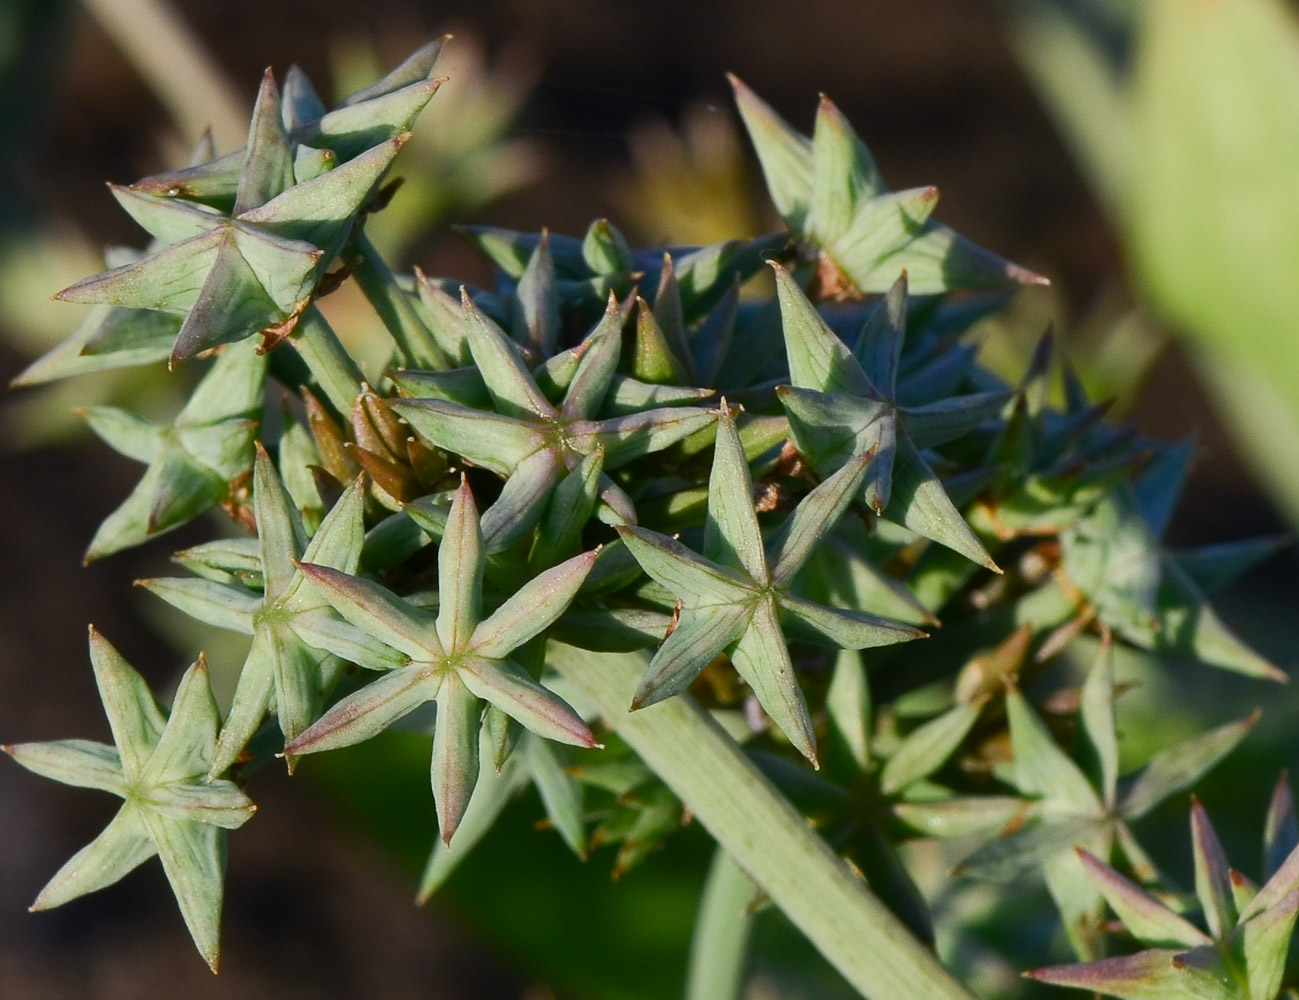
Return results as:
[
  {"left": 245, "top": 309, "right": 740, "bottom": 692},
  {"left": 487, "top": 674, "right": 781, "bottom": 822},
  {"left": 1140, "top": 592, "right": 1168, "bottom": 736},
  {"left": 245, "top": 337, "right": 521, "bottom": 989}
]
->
[{"left": 1, "top": 0, "right": 1298, "bottom": 997}]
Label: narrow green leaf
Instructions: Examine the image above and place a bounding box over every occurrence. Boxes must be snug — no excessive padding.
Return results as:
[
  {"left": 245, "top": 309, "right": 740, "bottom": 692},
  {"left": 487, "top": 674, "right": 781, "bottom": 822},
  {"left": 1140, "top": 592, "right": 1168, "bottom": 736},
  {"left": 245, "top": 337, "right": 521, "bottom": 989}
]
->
[
  {"left": 432, "top": 673, "right": 481, "bottom": 845},
  {"left": 1078, "top": 847, "right": 1211, "bottom": 948},
  {"left": 524, "top": 734, "right": 586, "bottom": 857},
  {"left": 138, "top": 577, "right": 259, "bottom": 635},
  {"left": 880, "top": 702, "right": 980, "bottom": 796},
  {"left": 705, "top": 411, "right": 767, "bottom": 582},
  {"left": 288, "top": 666, "right": 438, "bottom": 756},
  {"left": 731, "top": 598, "right": 816, "bottom": 765},
  {"left": 1120, "top": 711, "right": 1258, "bottom": 820},
  {"left": 297, "top": 563, "right": 440, "bottom": 661},
  {"left": 825, "top": 649, "right": 871, "bottom": 772},
  {"left": 392, "top": 398, "right": 545, "bottom": 477},
  {"left": 1006, "top": 687, "right": 1101, "bottom": 815},
  {"left": 1190, "top": 799, "right": 1236, "bottom": 940},
  {"left": 139, "top": 810, "right": 226, "bottom": 971},
  {"left": 234, "top": 69, "right": 294, "bottom": 214},
  {"left": 3, "top": 740, "right": 124, "bottom": 794},
  {"left": 561, "top": 295, "right": 623, "bottom": 421},
  {"left": 772, "top": 264, "right": 874, "bottom": 396},
  {"left": 30, "top": 805, "right": 156, "bottom": 911},
  {"left": 728, "top": 75, "right": 812, "bottom": 230},
  {"left": 471, "top": 551, "right": 597, "bottom": 660},
  {"left": 437, "top": 479, "right": 484, "bottom": 652},
  {"left": 458, "top": 655, "right": 596, "bottom": 748},
  {"left": 461, "top": 290, "right": 555, "bottom": 419},
  {"left": 617, "top": 525, "right": 753, "bottom": 605},
  {"left": 87, "top": 627, "right": 166, "bottom": 778},
  {"left": 631, "top": 603, "right": 753, "bottom": 709},
  {"left": 1080, "top": 635, "right": 1120, "bottom": 810},
  {"left": 779, "top": 594, "right": 924, "bottom": 649},
  {"left": 767, "top": 448, "right": 874, "bottom": 586}
]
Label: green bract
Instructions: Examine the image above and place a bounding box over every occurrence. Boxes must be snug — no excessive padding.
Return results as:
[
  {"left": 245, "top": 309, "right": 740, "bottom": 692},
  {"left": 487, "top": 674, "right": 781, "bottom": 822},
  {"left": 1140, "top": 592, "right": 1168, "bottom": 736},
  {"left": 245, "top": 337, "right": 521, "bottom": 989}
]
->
[{"left": 6, "top": 41, "right": 1290, "bottom": 1000}]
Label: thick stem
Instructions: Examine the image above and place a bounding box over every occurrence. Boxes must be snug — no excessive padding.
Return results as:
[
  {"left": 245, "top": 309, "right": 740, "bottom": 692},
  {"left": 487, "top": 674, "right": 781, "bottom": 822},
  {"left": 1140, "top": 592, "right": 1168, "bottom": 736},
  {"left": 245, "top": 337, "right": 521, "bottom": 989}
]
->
[
  {"left": 547, "top": 642, "right": 976, "bottom": 1000},
  {"left": 685, "top": 848, "right": 755, "bottom": 1000},
  {"left": 351, "top": 232, "right": 451, "bottom": 369},
  {"left": 290, "top": 307, "right": 364, "bottom": 419}
]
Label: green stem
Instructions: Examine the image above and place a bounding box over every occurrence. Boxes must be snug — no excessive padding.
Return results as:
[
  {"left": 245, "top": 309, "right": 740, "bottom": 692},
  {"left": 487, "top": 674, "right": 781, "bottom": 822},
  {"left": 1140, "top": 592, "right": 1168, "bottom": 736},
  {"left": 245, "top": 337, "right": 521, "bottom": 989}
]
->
[
  {"left": 686, "top": 848, "right": 755, "bottom": 1000},
  {"left": 547, "top": 642, "right": 976, "bottom": 1000},
  {"left": 291, "top": 307, "right": 364, "bottom": 418},
  {"left": 351, "top": 232, "right": 451, "bottom": 369}
]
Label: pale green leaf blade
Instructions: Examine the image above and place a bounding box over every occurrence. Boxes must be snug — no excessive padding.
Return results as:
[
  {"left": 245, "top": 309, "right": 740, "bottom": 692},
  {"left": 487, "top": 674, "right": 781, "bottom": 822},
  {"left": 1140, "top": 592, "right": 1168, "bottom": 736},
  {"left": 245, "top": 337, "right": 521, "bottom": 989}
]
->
[
  {"left": 889, "top": 434, "right": 997, "bottom": 570},
  {"left": 437, "top": 479, "right": 484, "bottom": 652},
  {"left": 146, "top": 781, "right": 256, "bottom": 831},
  {"left": 561, "top": 295, "right": 623, "bottom": 421},
  {"left": 825, "top": 648, "right": 871, "bottom": 772},
  {"left": 290, "top": 607, "right": 412, "bottom": 672},
  {"left": 1024, "top": 949, "right": 1198, "bottom": 1000},
  {"left": 1120, "top": 711, "right": 1258, "bottom": 820},
  {"left": 137, "top": 577, "right": 259, "bottom": 635},
  {"left": 87, "top": 627, "right": 166, "bottom": 777},
  {"left": 458, "top": 656, "right": 596, "bottom": 748},
  {"left": 809, "top": 94, "right": 884, "bottom": 243},
  {"left": 139, "top": 810, "right": 227, "bottom": 971},
  {"left": 391, "top": 398, "right": 544, "bottom": 477},
  {"left": 524, "top": 733, "right": 587, "bottom": 857},
  {"left": 54, "top": 228, "right": 224, "bottom": 314},
  {"left": 82, "top": 407, "right": 163, "bottom": 464},
  {"left": 143, "top": 657, "right": 221, "bottom": 784},
  {"left": 578, "top": 406, "right": 718, "bottom": 469},
  {"left": 461, "top": 290, "right": 555, "bottom": 419},
  {"left": 704, "top": 412, "right": 766, "bottom": 582},
  {"left": 779, "top": 594, "right": 924, "bottom": 649},
  {"left": 728, "top": 75, "right": 813, "bottom": 229},
  {"left": 252, "top": 443, "right": 307, "bottom": 601},
  {"left": 479, "top": 448, "right": 562, "bottom": 553},
  {"left": 471, "top": 550, "right": 598, "bottom": 660},
  {"left": 417, "top": 730, "right": 529, "bottom": 904},
  {"left": 731, "top": 599, "right": 816, "bottom": 765},
  {"left": 1080, "top": 635, "right": 1120, "bottom": 810},
  {"left": 1190, "top": 799, "right": 1236, "bottom": 940},
  {"left": 297, "top": 563, "right": 440, "bottom": 661},
  {"left": 772, "top": 264, "right": 873, "bottom": 396},
  {"left": 432, "top": 673, "right": 481, "bottom": 845},
  {"left": 768, "top": 448, "right": 874, "bottom": 586},
  {"left": 3, "top": 739, "right": 124, "bottom": 794},
  {"left": 31, "top": 805, "right": 156, "bottom": 911},
  {"left": 631, "top": 604, "right": 753, "bottom": 710},
  {"left": 1006, "top": 687, "right": 1101, "bottom": 815},
  {"left": 617, "top": 525, "right": 753, "bottom": 605},
  {"left": 210, "top": 629, "right": 276, "bottom": 777},
  {"left": 1077, "top": 848, "right": 1211, "bottom": 949},
  {"left": 880, "top": 702, "right": 980, "bottom": 796},
  {"left": 288, "top": 666, "right": 437, "bottom": 757},
  {"left": 234, "top": 69, "right": 294, "bottom": 214}
]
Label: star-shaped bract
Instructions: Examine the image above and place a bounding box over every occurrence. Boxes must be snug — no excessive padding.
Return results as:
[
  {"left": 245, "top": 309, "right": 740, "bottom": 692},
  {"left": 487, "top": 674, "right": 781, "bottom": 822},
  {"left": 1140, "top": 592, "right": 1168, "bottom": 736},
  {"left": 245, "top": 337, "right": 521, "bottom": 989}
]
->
[
  {"left": 55, "top": 54, "right": 440, "bottom": 364},
  {"left": 393, "top": 291, "right": 715, "bottom": 549},
  {"left": 80, "top": 336, "right": 266, "bottom": 559},
  {"left": 772, "top": 264, "right": 1007, "bottom": 568},
  {"left": 140, "top": 444, "right": 405, "bottom": 776},
  {"left": 1062, "top": 440, "right": 1286, "bottom": 681},
  {"left": 617, "top": 408, "right": 925, "bottom": 765},
  {"left": 3, "top": 628, "right": 256, "bottom": 971},
  {"left": 953, "top": 639, "right": 1258, "bottom": 960},
  {"left": 729, "top": 78, "right": 1046, "bottom": 295},
  {"left": 286, "top": 478, "right": 599, "bottom": 844},
  {"left": 1029, "top": 787, "right": 1299, "bottom": 1000}
]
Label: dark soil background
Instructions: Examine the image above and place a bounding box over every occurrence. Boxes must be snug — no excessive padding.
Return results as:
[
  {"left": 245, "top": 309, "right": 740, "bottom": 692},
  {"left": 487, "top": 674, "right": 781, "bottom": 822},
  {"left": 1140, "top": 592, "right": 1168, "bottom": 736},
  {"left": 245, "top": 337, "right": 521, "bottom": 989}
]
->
[{"left": 0, "top": 2, "right": 1290, "bottom": 998}]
